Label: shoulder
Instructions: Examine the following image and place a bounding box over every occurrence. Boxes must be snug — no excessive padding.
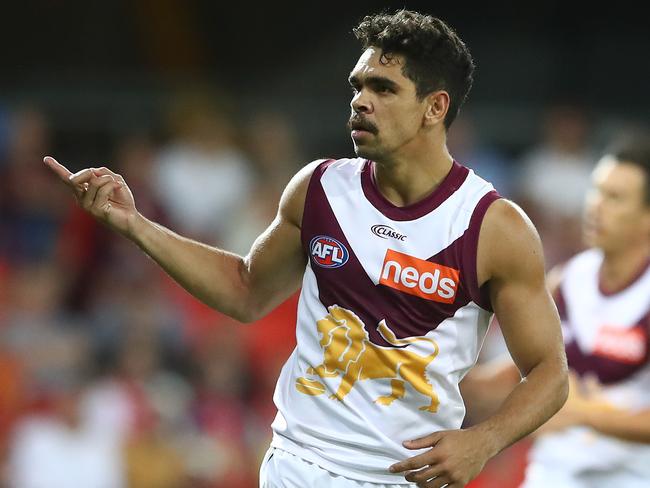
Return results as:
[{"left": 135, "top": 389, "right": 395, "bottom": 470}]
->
[
  {"left": 477, "top": 199, "right": 545, "bottom": 286},
  {"left": 481, "top": 199, "right": 537, "bottom": 239},
  {"left": 279, "top": 158, "right": 335, "bottom": 228}
]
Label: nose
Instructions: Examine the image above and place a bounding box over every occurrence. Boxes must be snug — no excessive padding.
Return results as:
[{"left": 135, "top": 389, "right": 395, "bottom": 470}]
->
[
  {"left": 585, "top": 189, "right": 602, "bottom": 210},
  {"left": 350, "top": 89, "right": 372, "bottom": 114},
  {"left": 584, "top": 189, "right": 603, "bottom": 219}
]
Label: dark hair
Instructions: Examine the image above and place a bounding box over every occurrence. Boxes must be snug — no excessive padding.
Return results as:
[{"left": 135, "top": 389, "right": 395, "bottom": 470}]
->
[
  {"left": 607, "top": 134, "right": 650, "bottom": 205},
  {"left": 353, "top": 10, "right": 475, "bottom": 129}
]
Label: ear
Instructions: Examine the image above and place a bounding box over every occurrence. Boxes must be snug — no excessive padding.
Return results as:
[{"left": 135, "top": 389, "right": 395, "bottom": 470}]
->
[{"left": 423, "top": 90, "right": 450, "bottom": 127}]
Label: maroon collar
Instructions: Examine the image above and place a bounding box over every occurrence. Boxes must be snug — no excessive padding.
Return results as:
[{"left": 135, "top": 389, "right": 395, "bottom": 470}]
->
[
  {"left": 598, "top": 257, "right": 650, "bottom": 296},
  {"left": 361, "top": 159, "right": 469, "bottom": 221}
]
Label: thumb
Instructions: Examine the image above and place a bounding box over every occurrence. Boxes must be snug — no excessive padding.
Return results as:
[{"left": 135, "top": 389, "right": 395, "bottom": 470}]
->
[{"left": 403, "top": 431, "right": 444, "bottom": 450}]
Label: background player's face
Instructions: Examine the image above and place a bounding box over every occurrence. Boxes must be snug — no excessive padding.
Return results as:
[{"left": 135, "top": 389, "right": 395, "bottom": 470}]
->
[
  {"left": 583, "top": 157, "right": 650, "bottom": 252},
  {"left": 348, "top": 48, "right": 430, "bottom": 161}
]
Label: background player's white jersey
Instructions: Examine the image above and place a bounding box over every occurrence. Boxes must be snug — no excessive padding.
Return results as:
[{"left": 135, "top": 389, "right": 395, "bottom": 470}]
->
[
  {"left": 527, "top": 249, "right": 650, "bottom": 481},
  {"left": 271, "top": 158, "right": 500, "bottom": 483}
]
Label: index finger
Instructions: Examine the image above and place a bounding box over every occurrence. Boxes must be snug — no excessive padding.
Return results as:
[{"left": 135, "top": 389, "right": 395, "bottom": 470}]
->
[{"left": 43, "top": 156, "right": 74, "bottom": 184}]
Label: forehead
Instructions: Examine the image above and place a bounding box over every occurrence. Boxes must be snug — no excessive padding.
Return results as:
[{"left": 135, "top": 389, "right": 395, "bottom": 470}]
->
[
  {"left": 350, "top": 47, "right": 407, "bottom": 81},
  {"left": 593, "top": 156, "right": 645, "bottom": 194}
]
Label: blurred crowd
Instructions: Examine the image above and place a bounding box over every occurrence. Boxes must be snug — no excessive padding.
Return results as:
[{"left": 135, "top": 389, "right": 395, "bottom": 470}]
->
[{"left": 0, "top": 93, "right": 635, "bottom": 487}]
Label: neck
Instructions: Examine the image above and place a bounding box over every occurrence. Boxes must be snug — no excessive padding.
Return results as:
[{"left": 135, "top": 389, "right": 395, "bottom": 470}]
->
[
  {"left": 372, "top": 139, "right": 454, "bottom": 207},
  {"left": 599, "top": 242, "right": 650, "bottom": 293}
]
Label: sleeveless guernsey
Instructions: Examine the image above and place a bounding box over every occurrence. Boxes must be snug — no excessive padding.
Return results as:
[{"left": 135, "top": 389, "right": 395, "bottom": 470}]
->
[{"left": 271, "top": 158, "right": 501, "bottom": 483}]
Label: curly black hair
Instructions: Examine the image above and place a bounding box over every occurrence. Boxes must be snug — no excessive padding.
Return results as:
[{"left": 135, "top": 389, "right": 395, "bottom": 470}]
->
[{"left": 353, "top": 10, "right": 475, "bottom": 129}]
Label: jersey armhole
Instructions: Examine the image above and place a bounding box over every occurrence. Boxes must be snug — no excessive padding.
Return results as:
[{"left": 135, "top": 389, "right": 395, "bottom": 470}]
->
[
  {"left": 463, "top": 190, "right": 502, "bottom": 311},
  {"left": 300, "top": 159, "right": 336, "bottom": 249}
]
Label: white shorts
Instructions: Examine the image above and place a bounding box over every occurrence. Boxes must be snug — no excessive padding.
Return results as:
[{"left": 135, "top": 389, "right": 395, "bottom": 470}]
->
[{"left": 259, "top": 447, "right": 413, "bottom": 488}]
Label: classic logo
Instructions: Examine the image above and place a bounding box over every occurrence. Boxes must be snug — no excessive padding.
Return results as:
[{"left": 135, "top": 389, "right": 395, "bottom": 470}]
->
[
  {"left": 310, "top": 235, "right": 349, "bottom": 268},
  {"left": 295, "top": 305, "right": 441, "bottom": 412},
  {"left": 371, "top": 224, "right": 407, "bottom": 241},
  {"left": 379, "top": 249, "right": 459, "bottom": 303}
]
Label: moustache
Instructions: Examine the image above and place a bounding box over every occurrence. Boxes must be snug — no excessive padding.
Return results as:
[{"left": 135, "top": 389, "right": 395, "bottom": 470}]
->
[{"left": 347, "top": 117, "right": 378, "bottom": 135}]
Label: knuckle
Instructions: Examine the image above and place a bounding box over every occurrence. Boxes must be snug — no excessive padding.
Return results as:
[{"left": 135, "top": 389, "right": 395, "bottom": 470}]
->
[
  {"left": 413, "top": 471, "right": 428, "bottom": 483},
  {"left": 447, "top": 470, "right": 460, "bottom": 482}
]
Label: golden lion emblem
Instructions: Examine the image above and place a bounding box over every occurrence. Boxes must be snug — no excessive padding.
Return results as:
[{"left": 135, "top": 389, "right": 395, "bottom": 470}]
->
[{"left": 296, "top": 305, "right": 440, "bottom": 412}]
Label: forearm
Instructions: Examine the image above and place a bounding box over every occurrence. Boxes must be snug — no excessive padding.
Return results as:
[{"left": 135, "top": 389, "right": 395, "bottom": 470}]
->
[
  {"left": 128, "top": 213, "right": 252, "bottom": 321},
  {"left": 470, "top": 357, "right": 568, "bottom": 456},
  {"left": 585, "top": 407, "right": 650, "bottom": 443}
]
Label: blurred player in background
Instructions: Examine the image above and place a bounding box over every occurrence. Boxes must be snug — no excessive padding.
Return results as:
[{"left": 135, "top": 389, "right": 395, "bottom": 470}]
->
[
  {"left": 44, "top": 10, "right": 568, "bottom": 488},
  {"left": 464, "top": 134, "right": 650, "bottom": 487}
]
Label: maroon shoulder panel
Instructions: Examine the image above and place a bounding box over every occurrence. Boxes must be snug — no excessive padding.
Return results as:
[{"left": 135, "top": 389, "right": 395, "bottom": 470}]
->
[{"left": 461, "top": 190, "right": 501, "bottom": 310}]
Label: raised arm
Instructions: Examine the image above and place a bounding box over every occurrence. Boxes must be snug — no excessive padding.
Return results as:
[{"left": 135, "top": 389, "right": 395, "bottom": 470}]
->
[{"left": 44, "top": 156, "right": 318, "bottom": 323}]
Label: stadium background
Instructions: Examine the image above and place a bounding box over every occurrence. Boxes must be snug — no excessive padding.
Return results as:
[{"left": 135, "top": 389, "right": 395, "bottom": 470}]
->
[{"left": 0, "top": 1, "right": 648, "bottom": 486}]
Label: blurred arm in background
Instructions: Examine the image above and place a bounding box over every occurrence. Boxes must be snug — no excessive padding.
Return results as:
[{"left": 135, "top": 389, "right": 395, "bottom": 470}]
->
[{"left": 463, "top": 263, "right": 650, "bottom": 444}]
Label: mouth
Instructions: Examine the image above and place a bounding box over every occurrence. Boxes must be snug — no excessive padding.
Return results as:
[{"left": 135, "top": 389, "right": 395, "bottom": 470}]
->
[
  {"left": 350, "top": 129, "right": 373, "bottom": 140},
  {"left": 583, "top": 218, "right": 602, "bottom": 235},
  {"left": 348, "top": 117, "right": 377, "bottom": 138}
]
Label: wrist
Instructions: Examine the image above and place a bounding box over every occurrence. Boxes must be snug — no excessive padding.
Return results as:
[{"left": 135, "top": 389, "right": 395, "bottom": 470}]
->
[
  {"left": 126, "top": 211, "right": 147, "bottom": 242},
  {"left": 468, "top": 422, "right": 503, "bottom": 459}
]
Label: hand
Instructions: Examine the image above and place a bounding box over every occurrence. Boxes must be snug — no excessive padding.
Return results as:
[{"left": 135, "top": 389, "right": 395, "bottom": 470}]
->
[
  {"left": 389, "top": 428, "right": 495, "bottom": 487},
  {"left": 43, "top": 156, "right": 138, "bottom": 236}
]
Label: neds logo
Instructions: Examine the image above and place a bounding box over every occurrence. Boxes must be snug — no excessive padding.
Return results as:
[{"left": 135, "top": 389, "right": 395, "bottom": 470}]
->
[
  {"left": 379, "top": 249, "right": 459, "bottom": 303},
  {"left": 310, "top": 235, "right": 349, "bottom": 268}
]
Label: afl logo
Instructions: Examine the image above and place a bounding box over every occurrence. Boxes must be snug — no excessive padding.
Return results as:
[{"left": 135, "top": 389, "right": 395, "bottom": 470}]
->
[{"left": 310, "top": 235, "right": 349, "bottom": 268}]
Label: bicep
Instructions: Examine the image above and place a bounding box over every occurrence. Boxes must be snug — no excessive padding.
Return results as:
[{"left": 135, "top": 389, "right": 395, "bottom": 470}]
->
[
  {"left": 242, "top": 161, "right": 320, "bottom": 319},
  {"left": 481, "top": 200, "right": 566, "bottom": 377},
  {"left": 244, "top": 213, "right": 306, "bottom": 317},
  {"left": 491, "top": 268, "right": 563, "bottom": 377}
]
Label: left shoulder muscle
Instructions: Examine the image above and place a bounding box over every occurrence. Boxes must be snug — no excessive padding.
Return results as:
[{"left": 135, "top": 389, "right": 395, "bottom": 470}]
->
[{"left": 477, "top": 199, "right": 546, "bottom": 288}]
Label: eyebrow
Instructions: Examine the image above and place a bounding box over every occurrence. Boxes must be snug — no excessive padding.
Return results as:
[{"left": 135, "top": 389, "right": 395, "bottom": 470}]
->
[{"left": 348, "top": 74, "right": 400, "bottom": 91}]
